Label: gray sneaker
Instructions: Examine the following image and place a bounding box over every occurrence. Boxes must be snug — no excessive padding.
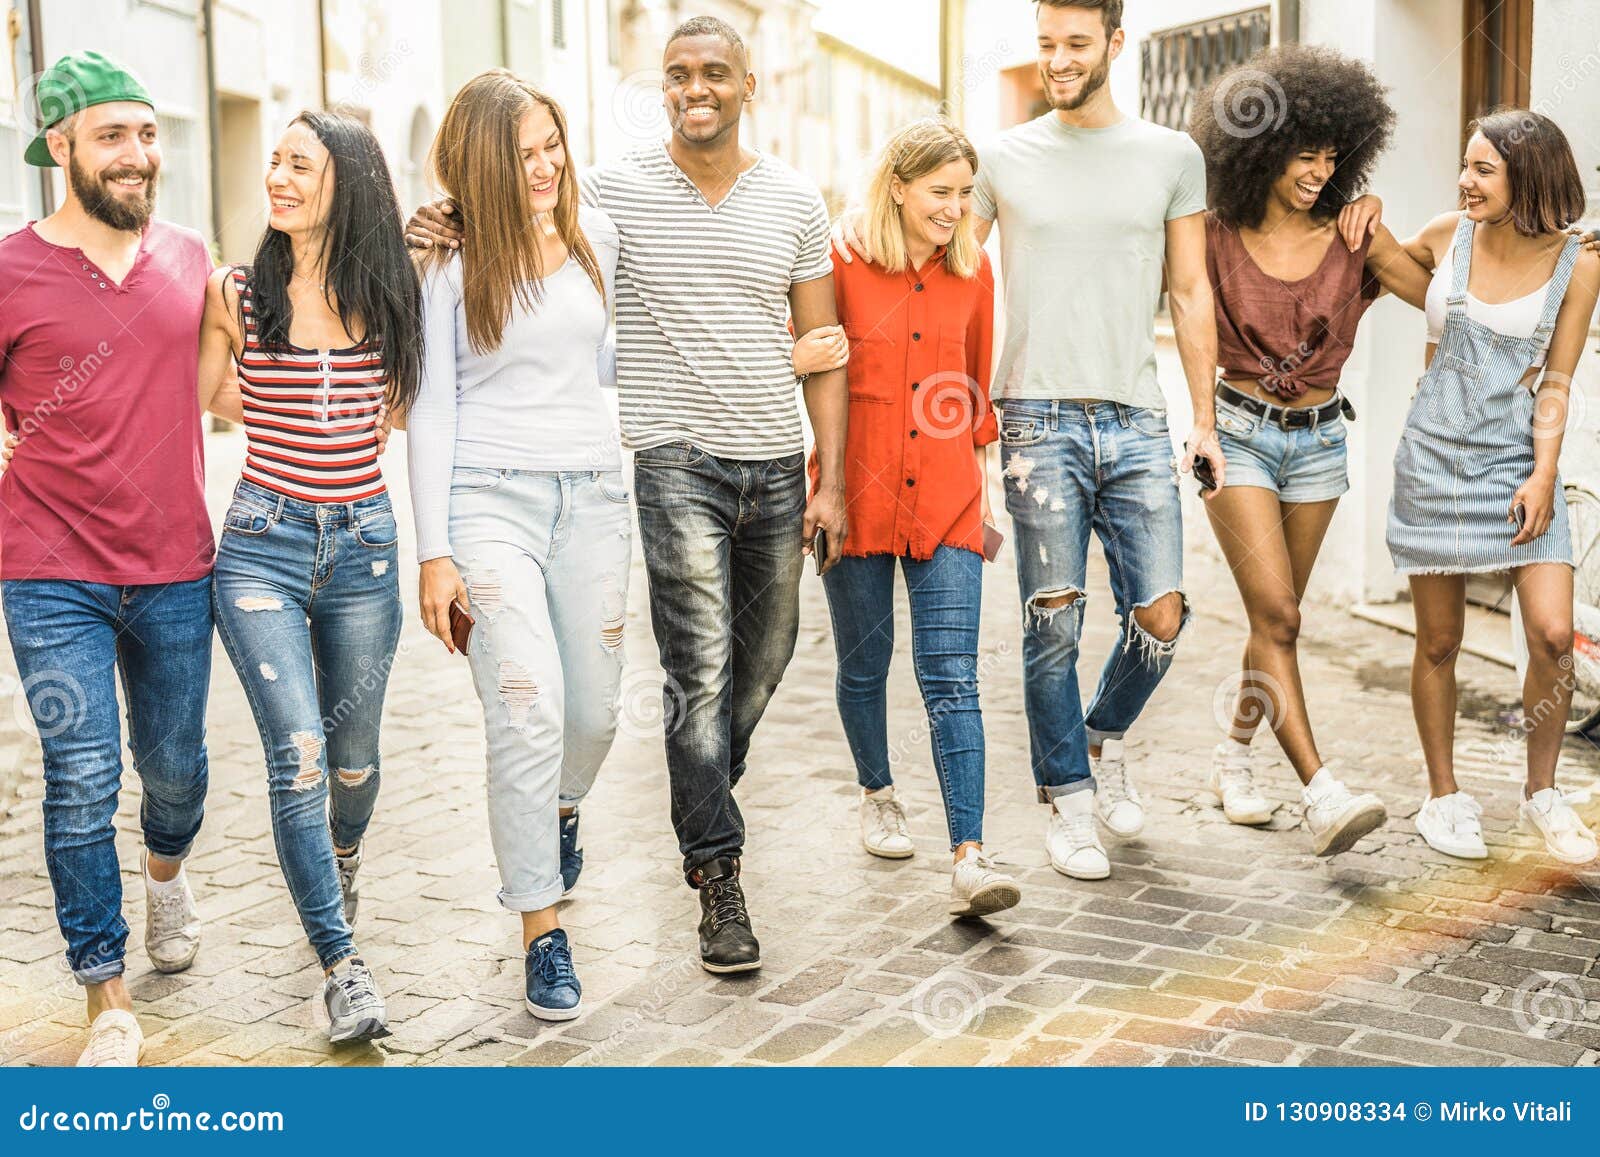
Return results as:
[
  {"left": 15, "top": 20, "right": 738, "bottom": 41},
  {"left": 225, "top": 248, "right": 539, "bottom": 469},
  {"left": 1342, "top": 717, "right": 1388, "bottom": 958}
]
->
[
  {"left": 322, "top": 957, "right": 390, "bottom": 1043},
  {"left": 335, "top": 842, "right": 362, "bottom": 928},
  {"left": 143, "top": 853, "right": 201, "bottom": 974}
]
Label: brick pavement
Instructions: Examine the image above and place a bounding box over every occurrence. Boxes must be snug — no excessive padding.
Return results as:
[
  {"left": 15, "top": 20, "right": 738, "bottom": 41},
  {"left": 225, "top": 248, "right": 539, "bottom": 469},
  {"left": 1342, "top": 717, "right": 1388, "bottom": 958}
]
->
[{"left": 2, "top": 430, "right": 1599, "bottom": 1067}]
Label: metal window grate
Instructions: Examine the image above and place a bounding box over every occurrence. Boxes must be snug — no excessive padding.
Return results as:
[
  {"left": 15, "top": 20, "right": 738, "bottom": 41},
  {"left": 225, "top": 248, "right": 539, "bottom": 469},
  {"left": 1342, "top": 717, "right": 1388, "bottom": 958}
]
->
[
  {"left": 552, "top": 0, "right": 566, "bottom": 49},
  {"left": 155, "top": 114, "right": 205, "bottom": 233},
  {"left": 0, "top": 122, "right": 23, "bottom": 218},
  {"left": 1139, "top": 8, "right": 1271, "bottom": 132}
]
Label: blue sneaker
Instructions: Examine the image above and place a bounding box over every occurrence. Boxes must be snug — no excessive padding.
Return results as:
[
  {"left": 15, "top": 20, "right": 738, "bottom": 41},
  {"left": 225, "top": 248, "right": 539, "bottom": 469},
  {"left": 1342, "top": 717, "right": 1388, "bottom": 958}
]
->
[
  {"left": 525, "top": 928, "right": 582, "bottom": 1021},
  {"left": 559, "top": 811, "right": 583, "bottom": 896}
]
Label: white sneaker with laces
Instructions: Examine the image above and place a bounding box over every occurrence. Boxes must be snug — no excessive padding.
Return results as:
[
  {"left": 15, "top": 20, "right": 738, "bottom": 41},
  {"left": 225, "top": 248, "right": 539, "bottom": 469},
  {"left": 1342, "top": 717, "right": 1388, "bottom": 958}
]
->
[
  {"left": 143, "top": 853, "right": 200, "bottom": 974},
  {"left": 1047, "top": 789, "right": 1110, "bottom": 879},
  {"left": 1520, "top": 787, "right": 1599, "bottom": 865},
  {"left": 860, "top": 786, "right": 914, "bottom": 859},
  {"left": 948, "top": 850, "right": 1021, "bottom": 917},
  {"left": 1208, "top": 741, "right": 1276, "bottom": 825},
  {"left": 77, "top": 1008, "right": 143, "bottom": 1067},
  {"left": 1416, "top": 791, "right": 1488, "bottom": 859},
  {"left": 1093, "top": 739, "right": 1145, "bottom": 837},
  {"left": 1301, "top": 769, "right": 1386, "bottom": 856}
]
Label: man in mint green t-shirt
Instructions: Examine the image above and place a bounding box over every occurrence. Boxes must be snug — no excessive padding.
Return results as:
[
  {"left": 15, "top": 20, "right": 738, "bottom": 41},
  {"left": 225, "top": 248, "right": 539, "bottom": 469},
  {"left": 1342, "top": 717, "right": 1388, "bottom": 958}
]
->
[{"left": 842, "top": 0, "right": 1225, "bottom": 882}]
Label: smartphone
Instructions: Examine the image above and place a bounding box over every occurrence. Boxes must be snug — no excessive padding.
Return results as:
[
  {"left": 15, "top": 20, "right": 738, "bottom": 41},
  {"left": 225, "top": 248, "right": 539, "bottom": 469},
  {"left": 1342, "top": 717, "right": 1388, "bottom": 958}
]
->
[
  {"left": 448, "top": 599, "right": 474, "bottom": 655},
  {"left": 813, "top": 527, "right": 829, "bottom": 575},
  {"left": 981, "top": 520, "right": 1005, "bottom": 563},
  {"left": 1513, "top": 502, "right": 1528, "bottom": 534},
  {"left": 1193, "top": 457, "right": 1218, "bottom": 494}
]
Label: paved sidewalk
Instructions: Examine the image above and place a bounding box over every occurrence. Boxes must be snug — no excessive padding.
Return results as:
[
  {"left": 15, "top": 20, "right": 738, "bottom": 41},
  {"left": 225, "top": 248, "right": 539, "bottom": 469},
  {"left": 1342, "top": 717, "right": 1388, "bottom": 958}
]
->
[{"left": 2, "top": 431, "right": 1599, "bottom": 1067}]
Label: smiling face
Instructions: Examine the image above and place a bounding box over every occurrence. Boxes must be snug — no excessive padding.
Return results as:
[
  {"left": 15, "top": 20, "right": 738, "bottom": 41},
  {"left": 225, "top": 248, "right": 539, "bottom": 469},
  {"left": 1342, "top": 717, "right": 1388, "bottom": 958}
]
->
[
  {"left": 1459, "top": 131, "right": 1512, "bottom": 223},
  {"left": 1036, "top": 4, "right": 1120, "bottom": 112},
  {"left": 518, "top": 101, "right": 565, "bottom": 215},
  {"left": 1271, "top": 147, "right": 1337, "bottom": 215},
  {"left": 662, "top": 34, "right": 752, "bottom": 146},
  {"left": 895, "top": 158, "right": 975, "bottom": 255},
  {"left": 55, "top": 101, "right": 161, "bottom": 232},
  {"left": 265, "top": 122, "right": 334, "bottom": 237}
]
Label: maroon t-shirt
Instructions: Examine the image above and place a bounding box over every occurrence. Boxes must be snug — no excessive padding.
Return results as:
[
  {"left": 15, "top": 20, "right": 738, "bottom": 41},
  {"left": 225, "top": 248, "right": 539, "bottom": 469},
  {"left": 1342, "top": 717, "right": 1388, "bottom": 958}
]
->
[
  {"left": 0, "top": 221, "right": 214, "bottom": 583},
  {"left": 1206, "top": 212, "right": 1381, "bottom": 400}
]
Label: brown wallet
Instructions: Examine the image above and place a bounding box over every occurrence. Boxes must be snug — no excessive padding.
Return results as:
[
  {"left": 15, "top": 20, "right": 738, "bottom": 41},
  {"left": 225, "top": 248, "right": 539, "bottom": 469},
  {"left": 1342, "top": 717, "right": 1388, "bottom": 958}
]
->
[{"left": 448, "top": 600, "right": 474, "bottom": 655}]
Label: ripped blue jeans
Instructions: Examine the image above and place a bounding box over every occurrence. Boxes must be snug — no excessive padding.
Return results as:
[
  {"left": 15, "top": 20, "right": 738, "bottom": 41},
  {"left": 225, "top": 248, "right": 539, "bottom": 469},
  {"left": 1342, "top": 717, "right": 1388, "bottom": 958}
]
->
[{"left": 998, "top": 400, "right": 1189, "bottom": 799}]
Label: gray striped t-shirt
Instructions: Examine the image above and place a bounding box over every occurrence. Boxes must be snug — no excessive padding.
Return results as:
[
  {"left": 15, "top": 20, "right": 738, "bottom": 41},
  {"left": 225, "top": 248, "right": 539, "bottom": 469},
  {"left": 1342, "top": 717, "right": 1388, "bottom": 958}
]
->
[{"left": 581, "top": 143, "right": 833, "bottom": 459}]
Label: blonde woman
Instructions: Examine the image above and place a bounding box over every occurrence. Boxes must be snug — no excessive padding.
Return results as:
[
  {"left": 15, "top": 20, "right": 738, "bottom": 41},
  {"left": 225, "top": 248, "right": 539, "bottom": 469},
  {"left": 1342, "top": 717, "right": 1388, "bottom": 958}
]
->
[
  {"left": 407, "top": 71, "right": 624, "bottom": 1018},
  {"left": 793, "top": 118, "right": 1016, "bottom": 917}
]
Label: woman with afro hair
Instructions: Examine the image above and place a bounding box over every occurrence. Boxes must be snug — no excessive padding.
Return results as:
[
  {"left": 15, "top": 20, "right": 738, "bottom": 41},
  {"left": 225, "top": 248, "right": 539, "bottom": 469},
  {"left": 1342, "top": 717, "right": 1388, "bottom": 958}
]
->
[{"left": 1188, "top": 45, "right": 1432, "bottom": 856}]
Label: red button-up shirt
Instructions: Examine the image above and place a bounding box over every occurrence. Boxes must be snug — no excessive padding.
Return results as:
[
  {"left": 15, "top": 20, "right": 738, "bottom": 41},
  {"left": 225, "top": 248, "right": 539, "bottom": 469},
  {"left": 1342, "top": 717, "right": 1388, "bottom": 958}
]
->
[{"left": 811, "top": 246, "right": 997, "bottom": 560}]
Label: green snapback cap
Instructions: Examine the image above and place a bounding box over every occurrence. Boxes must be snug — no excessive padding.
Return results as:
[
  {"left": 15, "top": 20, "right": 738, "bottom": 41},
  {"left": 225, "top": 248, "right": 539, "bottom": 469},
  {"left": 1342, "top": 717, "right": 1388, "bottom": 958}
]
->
[{"left": 24, "top": 50, "right": 154, "bottom": 167}]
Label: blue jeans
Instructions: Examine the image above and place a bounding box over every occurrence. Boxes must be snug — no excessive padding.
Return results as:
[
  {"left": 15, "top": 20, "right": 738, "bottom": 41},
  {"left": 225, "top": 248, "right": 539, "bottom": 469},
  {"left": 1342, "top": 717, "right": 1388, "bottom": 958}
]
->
[
  {"left": 448, "top": 469, "right": 632, "bottom": 913},
  {"left": 822, "top": 546, "right": 986, "bottom": 847},
  {"left": 998, "top": 401, "right": 1189, "bottom": 798},
  {"left": 1, "top": 576, "right": 213, "bottom": 984},
  {"left": 212, "top": 481, "right": 401, "bottom": 970},
  {"left": 632, "top": 442, "right": 805, "bottom": 880}
]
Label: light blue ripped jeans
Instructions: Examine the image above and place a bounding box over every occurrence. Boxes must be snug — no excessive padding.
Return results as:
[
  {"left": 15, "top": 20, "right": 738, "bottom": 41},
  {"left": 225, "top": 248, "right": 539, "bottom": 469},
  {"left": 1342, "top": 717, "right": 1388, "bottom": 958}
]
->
[
  {"left": 448, "top": 469, "right": 632, "bottom": 913},
  {"left": 998, "top": 400, "right": 1189, "bottom": 800}
]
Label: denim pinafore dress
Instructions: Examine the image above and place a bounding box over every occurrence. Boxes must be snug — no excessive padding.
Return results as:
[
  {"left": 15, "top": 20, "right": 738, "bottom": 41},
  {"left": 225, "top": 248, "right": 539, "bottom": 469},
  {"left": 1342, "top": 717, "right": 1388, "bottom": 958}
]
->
[{"left": 1387, "top": 217, "right": 1579, "bottom": 575}]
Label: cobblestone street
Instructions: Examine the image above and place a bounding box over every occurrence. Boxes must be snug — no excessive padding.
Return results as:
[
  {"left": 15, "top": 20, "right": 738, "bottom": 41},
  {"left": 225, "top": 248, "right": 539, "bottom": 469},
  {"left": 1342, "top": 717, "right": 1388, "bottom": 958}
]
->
[{"left": 3, "top": 430, "right": 1600, "bottom": 1067}]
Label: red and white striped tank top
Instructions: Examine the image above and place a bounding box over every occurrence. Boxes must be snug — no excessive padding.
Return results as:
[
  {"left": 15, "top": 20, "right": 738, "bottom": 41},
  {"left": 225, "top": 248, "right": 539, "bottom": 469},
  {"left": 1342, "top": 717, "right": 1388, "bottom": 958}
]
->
[{"left": 231, "top": 268, "right": 386, "bottom": 502}]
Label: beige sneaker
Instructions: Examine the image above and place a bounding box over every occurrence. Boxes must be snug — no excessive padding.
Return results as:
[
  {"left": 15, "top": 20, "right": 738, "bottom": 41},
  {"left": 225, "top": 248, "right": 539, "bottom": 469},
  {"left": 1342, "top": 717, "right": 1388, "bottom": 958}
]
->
[
  {"left": 143, "top": 853, "right": 201, "bottom": 974},
  {"left": 1302, "top": 769, "right": 1386, "bottom": 856},
  {"left": 1520, "top": 787, "right": 1599, "bottom": 865},
  {"left": 1047, "top": 789, "right": 1110, "bottom": 879},
  {"left": 860, "top": 787, "right": 914, "bottom": 859},
  {"left": 1208, "top": 742, "right": 1276, "bottom": 825},
  {"left": 77, "top": 1008, "right": 142, "bottom": 1067},
  {"left": 949, "top": 850, "right": 1021, "bottom": 918}
]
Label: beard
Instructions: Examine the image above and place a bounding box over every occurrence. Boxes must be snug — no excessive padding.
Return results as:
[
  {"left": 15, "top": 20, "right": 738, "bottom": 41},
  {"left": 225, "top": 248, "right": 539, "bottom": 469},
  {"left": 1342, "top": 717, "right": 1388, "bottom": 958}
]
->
[
  {"left": 1042, "top": 46, "right": 1111, "bottom": 112},
  {"left": 68, "top": 151, "right": 157, "bottom": 232}
]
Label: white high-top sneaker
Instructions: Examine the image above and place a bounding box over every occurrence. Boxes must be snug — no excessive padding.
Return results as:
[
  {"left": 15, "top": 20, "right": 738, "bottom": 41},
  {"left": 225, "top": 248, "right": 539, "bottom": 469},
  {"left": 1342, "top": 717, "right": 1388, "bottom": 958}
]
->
[
  {"left": 143, "top": 852, "right": 201, "bottom": 973},
  {"left": 77, "top": 1009, "right": 143, "bottom": 1067},
  {"left": 1092, "top": 739, "right": 1145, "bottom": 837},
  {"left": 1047, "top": 789, "right": 1110, "bottom": 879},
  {"left": 859, "top": 786, "right": 914, "bottom": 859},
  {"left": 1301, "top": 768, "right": 1386, "bottom": 856},
  {"left": 1520, "top": 787, "right": 1599, "bottom": 865},
  {"left": 1207, "top": 741, "right": 1276, "bottom": 825},
  {"left": 1416, "top": 791, "right": 1488, "bottom": 860},
  {"left": 948, "top": 849, "right": 1021, "bottom": 917}
]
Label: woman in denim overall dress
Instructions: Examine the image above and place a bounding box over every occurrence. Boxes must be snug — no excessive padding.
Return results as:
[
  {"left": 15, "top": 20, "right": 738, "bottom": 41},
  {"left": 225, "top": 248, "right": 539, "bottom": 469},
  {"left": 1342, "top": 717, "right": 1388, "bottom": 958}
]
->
[{"left": 1388, "top": 110, "right": 1600, "bottom": 866}]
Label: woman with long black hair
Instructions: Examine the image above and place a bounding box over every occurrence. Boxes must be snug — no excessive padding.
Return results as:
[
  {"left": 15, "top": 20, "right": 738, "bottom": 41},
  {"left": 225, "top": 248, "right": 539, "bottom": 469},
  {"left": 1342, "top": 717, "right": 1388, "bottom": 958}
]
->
[{"left": 198, "top": 110, "right": 423, "bottom": 1043}]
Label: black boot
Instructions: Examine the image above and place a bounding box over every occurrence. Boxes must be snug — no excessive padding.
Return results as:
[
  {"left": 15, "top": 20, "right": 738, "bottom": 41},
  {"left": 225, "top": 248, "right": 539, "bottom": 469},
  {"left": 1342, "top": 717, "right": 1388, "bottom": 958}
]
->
[{"left": 691, "top": 856, "right": 761, "bottom": 974}]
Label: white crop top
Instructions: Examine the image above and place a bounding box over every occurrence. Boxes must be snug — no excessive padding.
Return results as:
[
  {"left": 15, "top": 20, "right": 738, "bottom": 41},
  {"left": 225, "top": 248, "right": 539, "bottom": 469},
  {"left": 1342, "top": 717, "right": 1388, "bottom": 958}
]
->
[{"left": 1424, "top": 242, "right": 1557, "bottom": 366}]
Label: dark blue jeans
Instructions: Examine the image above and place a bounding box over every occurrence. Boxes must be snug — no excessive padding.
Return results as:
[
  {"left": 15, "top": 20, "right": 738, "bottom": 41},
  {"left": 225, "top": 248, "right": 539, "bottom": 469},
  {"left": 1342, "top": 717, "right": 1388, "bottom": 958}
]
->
[
  {"left": 822, "top": 546, "right": 986, "bottom": 847},
  {"left": 632, "top": 442, "right": 804, "bottom": 880},
  {"left": 212, "top": 481, "right": 401, "bottom": 970},
  {"left": 1, "top": 576, "right": 213, "bottom": 983}
]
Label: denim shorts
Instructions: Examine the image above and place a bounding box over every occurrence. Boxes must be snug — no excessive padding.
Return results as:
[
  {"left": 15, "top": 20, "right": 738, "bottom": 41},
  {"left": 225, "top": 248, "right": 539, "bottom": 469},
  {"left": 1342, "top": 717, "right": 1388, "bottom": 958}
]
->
[{"left": 1214, "top": 395, "right": 1349, "bottom": 503}]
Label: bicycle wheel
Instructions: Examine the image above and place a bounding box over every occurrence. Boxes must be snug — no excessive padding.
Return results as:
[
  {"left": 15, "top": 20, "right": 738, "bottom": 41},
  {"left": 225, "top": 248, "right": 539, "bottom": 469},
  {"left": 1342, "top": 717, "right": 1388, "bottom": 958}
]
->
[{"left": 1512, "top": 482, "right": 1600, "bottom": 733}]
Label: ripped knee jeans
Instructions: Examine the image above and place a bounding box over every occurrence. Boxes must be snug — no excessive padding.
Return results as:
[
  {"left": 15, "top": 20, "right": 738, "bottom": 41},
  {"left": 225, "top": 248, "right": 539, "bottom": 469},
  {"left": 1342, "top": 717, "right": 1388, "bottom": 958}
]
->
[
  {"left": 448, "top": 469, "right": 632, "bottom": 913},
  {"left": 213, "top": 481, "right": 403, "bottom": 970},
  {"left": 997, "top": 400, "right": 1190, "bottom": 798}
]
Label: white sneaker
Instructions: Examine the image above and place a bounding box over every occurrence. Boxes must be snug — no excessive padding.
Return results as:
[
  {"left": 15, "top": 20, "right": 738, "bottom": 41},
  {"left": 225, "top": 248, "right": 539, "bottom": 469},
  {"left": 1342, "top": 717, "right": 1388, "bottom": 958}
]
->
[
  {"left": 1416, "top": 791, "right": 1488, "bottom": 859},
  {"left": 143, "top": 853, "right": 201, "bottom": 974},
  {"left": 1208, "top": 742, "right": 1276, "bottom": 826},
  {"left": 1047, "top": 789, "right": 1110, "bottom": 879},
  {"left": 1520, "top": 787, "right": 1599, "bottom": 865},
  {"left": 948, "top": 850, "right": 1021, "bottom": 918},
  {"left": 860, "top": 786, "right": 914, "bottom": 859},
  {"left": 1301, "top": 769, "right": 1386, "bottom": 856},
  {"left": 1092, "top": 739, "right": 1145, "bottom": 837},
  {"left": 77, "top": 1008, "right": 143, "bottom": 1067}
]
